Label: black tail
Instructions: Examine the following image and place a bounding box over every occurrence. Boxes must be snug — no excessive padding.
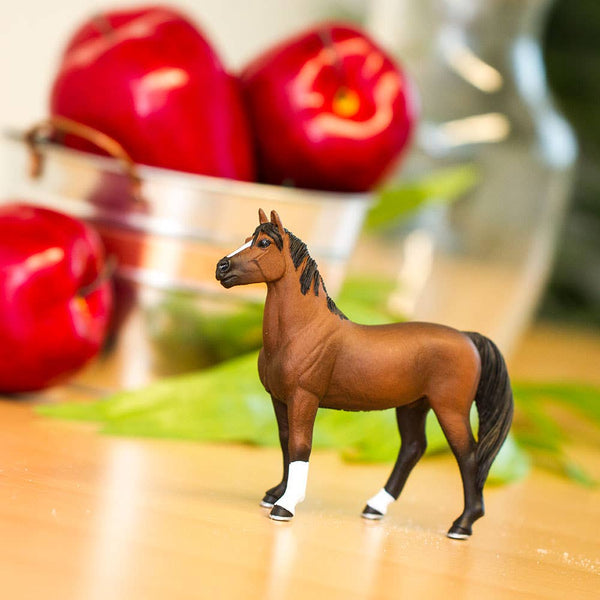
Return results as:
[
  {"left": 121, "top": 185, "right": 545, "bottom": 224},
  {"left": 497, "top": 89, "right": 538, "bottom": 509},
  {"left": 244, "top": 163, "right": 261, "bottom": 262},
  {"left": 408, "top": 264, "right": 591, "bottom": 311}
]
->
[{"left": 465, "top": 332, "right": 514, "bottom": 490}]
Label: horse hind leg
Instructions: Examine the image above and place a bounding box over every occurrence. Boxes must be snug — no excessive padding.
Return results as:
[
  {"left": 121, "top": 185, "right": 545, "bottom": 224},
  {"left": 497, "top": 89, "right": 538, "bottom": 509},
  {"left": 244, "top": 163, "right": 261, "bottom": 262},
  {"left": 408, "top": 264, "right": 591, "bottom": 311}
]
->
[
  {"left": 362, "top": 398, "right": 430, "bottom": 520},
  {"left": 434, "top": 406, "right": 484, "bottom": 540}
]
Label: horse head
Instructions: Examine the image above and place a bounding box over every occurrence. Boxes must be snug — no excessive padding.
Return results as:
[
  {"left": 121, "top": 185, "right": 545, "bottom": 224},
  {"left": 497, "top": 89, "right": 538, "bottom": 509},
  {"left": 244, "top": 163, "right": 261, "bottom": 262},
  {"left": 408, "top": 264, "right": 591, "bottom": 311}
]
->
[{"left": 216, "top": 209, "right": 288, "bottom": 288}]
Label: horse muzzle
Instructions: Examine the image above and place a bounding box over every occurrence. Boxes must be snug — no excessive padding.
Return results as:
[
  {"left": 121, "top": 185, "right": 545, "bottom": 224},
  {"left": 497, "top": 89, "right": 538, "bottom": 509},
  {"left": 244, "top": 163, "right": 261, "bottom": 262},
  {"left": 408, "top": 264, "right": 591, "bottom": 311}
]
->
[{"left": 215, "top": 257, "right": 237, "bottom": 288}]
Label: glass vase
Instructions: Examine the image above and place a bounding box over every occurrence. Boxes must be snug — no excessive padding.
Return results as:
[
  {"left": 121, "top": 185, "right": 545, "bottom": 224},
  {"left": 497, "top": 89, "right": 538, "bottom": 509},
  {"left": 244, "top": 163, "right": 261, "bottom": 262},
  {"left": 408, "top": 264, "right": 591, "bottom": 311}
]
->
[{"left": 363, "top": 0, "right": 577, "bottom": 354}]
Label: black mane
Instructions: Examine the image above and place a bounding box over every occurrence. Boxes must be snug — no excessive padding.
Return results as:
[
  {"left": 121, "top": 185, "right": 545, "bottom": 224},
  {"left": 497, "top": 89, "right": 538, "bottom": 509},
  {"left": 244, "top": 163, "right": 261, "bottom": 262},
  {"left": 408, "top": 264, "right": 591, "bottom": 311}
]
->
[{"left": 253, "top": 223, "right": 347, "bottom": 320}]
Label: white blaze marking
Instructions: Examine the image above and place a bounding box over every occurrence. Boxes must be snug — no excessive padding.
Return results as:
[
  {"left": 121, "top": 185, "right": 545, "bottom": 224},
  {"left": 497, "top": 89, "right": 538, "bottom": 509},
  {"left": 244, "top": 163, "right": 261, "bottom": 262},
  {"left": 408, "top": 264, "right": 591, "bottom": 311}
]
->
[
  {"left": 226, "top": 240, "right": 253, "bottom": 258},
  {"left": 274, "top": 461, "right": 309, "bottom": 516}
]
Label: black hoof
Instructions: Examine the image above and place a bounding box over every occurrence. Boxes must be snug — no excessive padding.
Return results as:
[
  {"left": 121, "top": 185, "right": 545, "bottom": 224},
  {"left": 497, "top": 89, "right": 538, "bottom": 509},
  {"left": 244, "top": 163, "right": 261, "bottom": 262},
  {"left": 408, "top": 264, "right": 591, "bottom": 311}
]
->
[
  {"left": 361, "top": 505, "right": 384, "bottom": 520},
  {"left": 261, "top": 493, "right": 279, "bottom": 508},
  {"left": 270, "top": 505, "right": 294, "bottom": 521},
  {"left": 447, "top": 523, "right": 472, "bottom": 540}
]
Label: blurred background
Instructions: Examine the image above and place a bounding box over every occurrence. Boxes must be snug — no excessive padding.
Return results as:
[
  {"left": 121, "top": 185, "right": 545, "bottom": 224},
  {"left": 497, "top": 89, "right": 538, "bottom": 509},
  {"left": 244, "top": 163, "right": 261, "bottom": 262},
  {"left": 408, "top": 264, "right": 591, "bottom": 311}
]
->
[
  {"left": 1, "top": 0, "right": 597, "bottom": 327},
  {"left": 542, "top": 0, "right": 600, "bottom": 328},
  {"left": 0, "top": 0, "right": 598, "bottom": 393}
]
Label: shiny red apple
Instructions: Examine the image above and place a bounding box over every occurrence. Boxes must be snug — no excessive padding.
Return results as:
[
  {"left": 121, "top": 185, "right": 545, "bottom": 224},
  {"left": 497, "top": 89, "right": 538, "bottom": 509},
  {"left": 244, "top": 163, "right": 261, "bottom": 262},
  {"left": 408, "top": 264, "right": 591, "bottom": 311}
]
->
[
  {"left": 50, "top": 5, "right": 255, "bottom": 180},
  {"left": 240, "top": 23, "right": 417, "bottom": 192},
  {"left": 0, "top": 203, "right": 113, "bottom": 392}
]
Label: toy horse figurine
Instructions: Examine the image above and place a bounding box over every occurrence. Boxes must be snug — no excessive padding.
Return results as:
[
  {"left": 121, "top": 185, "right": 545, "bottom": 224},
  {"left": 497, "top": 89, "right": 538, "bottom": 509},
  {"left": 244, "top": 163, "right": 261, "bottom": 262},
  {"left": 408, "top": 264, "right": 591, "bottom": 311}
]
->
[{"left": 216, "top": 209, "right": 513, "bottom": 539}]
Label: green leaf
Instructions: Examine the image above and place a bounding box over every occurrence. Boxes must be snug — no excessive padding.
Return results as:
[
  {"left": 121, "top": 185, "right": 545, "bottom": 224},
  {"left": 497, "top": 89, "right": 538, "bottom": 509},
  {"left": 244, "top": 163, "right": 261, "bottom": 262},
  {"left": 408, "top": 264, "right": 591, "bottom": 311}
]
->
[
  {"left": 146, "top": 293, "right": 264, "bottom": 372},
  {"left": 487, "top": 434, "right": 531, "bottom": 485},
  {"left": 336, "top": 275, "right": 401, "bottom": 324},
  {"left": 511, "top": 381, "right": 600, "bottom": 485},
  {"left": 563, "top": 459, "right": 597, "bottom": 488},
  {"left": 513, "top": 381, "right": 600, "bottom": 426},
  {"left": 37, "top": 350, "right": 526, "bottom": 485},
  {"left": 65, "top": 353, "right": 278, "bottom": 446},
  {"left": 366, "top": 164, "right": 480, "bottom": 231},
  {"left": 36, "top": 282, "right": 599, "bottom": 488}
]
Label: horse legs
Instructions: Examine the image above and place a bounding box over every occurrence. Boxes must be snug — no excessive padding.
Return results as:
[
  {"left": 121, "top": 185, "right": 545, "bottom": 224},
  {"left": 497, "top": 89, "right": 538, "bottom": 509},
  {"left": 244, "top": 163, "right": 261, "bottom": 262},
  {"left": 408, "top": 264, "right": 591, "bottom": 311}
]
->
[
  {"left": 435, "top": 408, "right": 484, "bottom": 539},
  {"left": 270, "top": 389, "right": 319, "bottom": 521},
  {"left": 362, "top": 398, "right": 430, "bottom": 520},
  {"left": 261, "top": 397, "right": 289, "bottom": 508}
]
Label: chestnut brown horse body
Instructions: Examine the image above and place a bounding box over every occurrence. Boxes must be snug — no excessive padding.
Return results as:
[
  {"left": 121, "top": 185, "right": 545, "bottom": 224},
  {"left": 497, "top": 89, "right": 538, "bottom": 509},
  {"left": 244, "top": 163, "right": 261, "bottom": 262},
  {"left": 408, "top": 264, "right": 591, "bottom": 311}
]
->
[{"left": 216, "top": 209, "right": 513, "bottom": 539}]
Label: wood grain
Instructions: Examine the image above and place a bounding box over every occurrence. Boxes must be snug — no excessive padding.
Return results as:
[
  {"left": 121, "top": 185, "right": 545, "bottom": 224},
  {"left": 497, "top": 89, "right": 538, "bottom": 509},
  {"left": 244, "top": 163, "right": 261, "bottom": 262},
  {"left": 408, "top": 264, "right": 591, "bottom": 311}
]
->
[{"left": 1, "top": 324, "right": 599, "bottom": 600}]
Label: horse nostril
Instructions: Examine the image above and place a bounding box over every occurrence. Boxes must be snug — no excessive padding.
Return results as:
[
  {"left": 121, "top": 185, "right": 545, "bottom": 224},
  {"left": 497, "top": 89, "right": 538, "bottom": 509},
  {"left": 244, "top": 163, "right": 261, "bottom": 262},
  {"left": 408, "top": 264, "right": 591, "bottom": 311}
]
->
[{"left": 217, "top": 258, "right": 230, "bottom": 275}]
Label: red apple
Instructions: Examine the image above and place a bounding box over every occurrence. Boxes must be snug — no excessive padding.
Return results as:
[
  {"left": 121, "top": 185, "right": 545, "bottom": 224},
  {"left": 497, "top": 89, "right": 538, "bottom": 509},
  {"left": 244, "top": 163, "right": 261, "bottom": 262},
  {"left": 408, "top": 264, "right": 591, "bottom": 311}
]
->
[
  {"left": 240, "top": 23, "right": 417, "bottom": 192},
  {"left": 0, "top": 203, "right": 113, "bottom": 392},
  {"left": 50, "top": 5, "right": 255, "bottom": 180}
]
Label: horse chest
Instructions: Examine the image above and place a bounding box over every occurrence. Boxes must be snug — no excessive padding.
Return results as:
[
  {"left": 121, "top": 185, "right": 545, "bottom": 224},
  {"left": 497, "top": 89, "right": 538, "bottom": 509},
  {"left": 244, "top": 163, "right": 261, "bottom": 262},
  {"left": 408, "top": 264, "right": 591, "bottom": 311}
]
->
[
  {"left": 259, "top": 342, "right": 333, "bottom": 402},
  {"left": 260, "top": 350, "right": 301, "bottom": 399}
]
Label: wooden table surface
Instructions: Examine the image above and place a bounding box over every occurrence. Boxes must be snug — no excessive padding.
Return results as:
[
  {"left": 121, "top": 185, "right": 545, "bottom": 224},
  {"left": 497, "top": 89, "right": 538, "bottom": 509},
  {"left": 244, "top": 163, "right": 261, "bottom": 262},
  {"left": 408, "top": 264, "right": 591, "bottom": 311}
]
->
[{"left": 1, "top": 323, "right": 599, "bottom": 600}]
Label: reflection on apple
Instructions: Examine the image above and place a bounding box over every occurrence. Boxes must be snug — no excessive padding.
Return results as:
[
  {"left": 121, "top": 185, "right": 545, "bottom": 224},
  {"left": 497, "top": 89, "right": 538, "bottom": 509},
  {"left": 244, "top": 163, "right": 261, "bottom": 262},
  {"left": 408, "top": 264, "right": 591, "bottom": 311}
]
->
[
  {"left": 241, "top": 23, "right": 418, "bottom": 192},
  {"left": 50, "top": 6, "right": 255, "bottom": 180},
  {"left": 0, "top": 204, "right": 113, "bottom": 392}
]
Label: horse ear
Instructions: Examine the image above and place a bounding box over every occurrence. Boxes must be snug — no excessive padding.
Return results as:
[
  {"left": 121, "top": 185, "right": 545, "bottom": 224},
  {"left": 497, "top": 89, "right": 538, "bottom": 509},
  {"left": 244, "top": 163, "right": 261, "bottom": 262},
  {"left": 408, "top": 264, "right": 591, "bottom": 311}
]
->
[
  {"left": 270, "top": 210, "right": 285, "bottom": 236},
  {"left": 258, "top": 208, "right": 268, "bottom": 224}
]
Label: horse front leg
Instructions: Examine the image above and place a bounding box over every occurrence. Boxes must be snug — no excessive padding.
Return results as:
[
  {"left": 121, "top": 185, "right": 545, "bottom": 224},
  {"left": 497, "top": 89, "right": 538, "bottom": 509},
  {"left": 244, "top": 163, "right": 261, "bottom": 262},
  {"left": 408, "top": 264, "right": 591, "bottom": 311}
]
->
[
  {"left": 269, "top": 389, "right": 319, "bottom": 521},
  {"left": 261, "top": 397, "right": 289, "bottom": 508}
]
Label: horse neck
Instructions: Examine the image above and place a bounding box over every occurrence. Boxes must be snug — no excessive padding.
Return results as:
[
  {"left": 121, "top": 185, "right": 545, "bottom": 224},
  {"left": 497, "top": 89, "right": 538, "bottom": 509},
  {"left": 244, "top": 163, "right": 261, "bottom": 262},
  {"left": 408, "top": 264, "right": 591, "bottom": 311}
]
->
[{"left": 263, "top": 267, "right": 335, "bottom": 351}]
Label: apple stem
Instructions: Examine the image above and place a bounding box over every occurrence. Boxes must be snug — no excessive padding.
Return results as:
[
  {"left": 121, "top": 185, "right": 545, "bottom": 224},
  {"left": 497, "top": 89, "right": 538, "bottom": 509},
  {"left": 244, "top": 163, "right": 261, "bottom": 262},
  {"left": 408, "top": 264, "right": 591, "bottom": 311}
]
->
[
  {"left": 78, "top": 255, "right": 117, "bottom": 298},
  {"left": 92, "top": 14, "right": 115, "bottom": 38},
  {"left": 317, "top": 28, "right": 346, "bottom": 81}
]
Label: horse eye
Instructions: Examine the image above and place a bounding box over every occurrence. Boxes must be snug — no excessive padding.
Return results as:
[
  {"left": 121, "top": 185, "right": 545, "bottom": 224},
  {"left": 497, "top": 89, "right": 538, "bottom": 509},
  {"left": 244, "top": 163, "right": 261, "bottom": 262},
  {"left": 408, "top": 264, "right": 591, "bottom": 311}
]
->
[{"left": 258, "top": 239, "right": 271, "bottom": 249}]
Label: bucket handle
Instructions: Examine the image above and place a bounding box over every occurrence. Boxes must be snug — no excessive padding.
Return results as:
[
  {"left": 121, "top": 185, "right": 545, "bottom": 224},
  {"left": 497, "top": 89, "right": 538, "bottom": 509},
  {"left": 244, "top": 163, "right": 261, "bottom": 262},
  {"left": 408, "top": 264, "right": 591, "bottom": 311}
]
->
[{"left": 24, "top": 116, "right": 143, "bottom": 202}]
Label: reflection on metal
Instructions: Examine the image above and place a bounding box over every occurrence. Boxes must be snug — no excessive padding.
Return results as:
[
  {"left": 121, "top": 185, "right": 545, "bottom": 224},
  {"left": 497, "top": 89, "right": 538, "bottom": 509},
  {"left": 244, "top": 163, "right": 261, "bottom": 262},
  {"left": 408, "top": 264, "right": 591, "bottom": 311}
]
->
[
  {"left": 440, "top": 27, "right": 503, "bottom": 93},
  {"left": 440, "top": 113, "right": 511, "bottom": 145},
  {"left": 389, "top": 229, "right": 435, "bottom": 317},
  {"left": 420, "top": 112, "right": 511, "bottom": 156},
  {"left": 513, "top": 38, "right": 578, "bottom": 169}
]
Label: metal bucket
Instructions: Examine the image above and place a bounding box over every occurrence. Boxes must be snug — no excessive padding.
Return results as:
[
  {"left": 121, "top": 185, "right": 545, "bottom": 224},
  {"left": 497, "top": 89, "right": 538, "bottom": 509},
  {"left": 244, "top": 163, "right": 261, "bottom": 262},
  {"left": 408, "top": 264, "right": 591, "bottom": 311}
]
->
[{"left": 1, "top": 120, "right": 371, "bottom": 391}]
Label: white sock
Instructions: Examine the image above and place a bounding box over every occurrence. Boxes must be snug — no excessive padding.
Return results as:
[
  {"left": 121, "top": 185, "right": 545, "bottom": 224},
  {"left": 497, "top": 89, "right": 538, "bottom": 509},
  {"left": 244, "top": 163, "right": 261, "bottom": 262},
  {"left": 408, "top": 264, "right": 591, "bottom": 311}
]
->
[
  {"left": 274, "top": 461, "right": 309, "bottom": 515},
  {"left": 366, "top": 488, "right": 395, "bottom": 515}
]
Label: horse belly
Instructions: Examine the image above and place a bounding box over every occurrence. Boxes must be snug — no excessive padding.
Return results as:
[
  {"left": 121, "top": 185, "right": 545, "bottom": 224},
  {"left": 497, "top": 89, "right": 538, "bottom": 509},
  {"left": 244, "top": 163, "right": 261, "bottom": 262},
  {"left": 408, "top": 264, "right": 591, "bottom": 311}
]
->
[
  {"left": 323, "top": 344, "right": 425, "bottom": 411},
  {"left": 322, "top": 322, "right": 481, "bottom": 412},
  {"left": 320, "top": 391, "right": 405, "bottom": 411}
]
